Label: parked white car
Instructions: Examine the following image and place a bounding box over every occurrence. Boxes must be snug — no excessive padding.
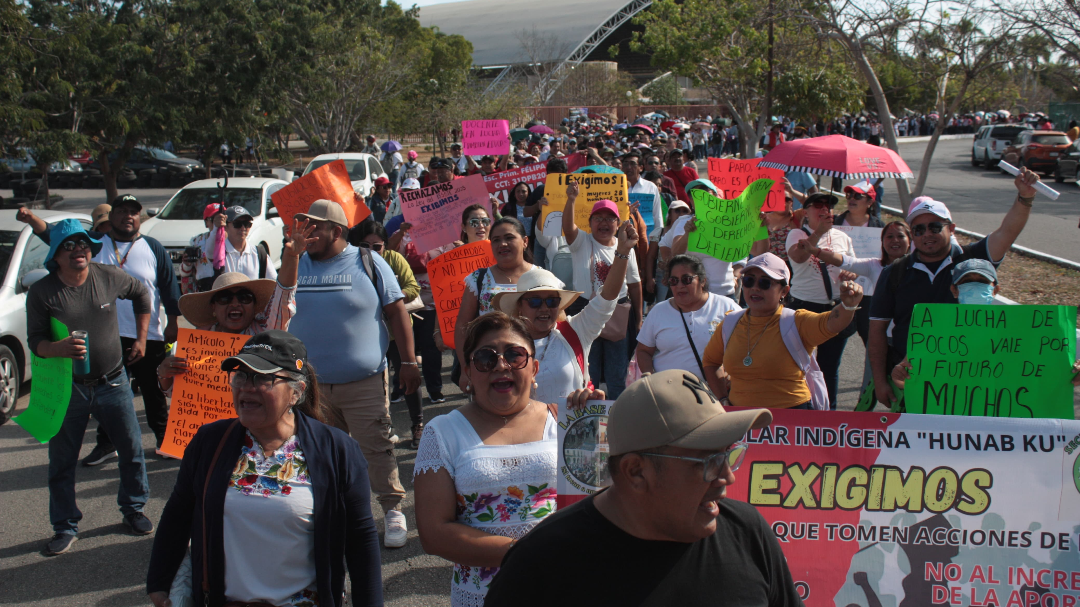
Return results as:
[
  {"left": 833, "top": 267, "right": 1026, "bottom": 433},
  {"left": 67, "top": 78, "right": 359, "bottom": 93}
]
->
[
  {"left": 302, "top": 153, "right": 388, "bottom": 196},
  {"left": 139, "top": 177, "right": 289, "bottom": 269},
  {"left": 0, "top": 210, "right": 93, "bottom": 424},
  {"left": 971, "top": 124, "right": 1031, "bottom": 169}
]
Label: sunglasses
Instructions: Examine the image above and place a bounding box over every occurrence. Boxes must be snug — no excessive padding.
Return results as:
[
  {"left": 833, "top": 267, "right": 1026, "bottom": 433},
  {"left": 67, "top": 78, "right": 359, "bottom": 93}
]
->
[
  {"left": 666, "top": 274, "right": 698, "bottom": 287},
  {"left": 742, "top": 275, "right": 784, "bottom": 290},
  {"left": 212, "top": 289, "right": 256, "bottom": 305},
  {"left": 524, "top": 296, "right": 562, "bottom": 309},
  {"left": 358, "top": 242, "right": 385, "bottom": 252},
  {"left": 232, "top": 220, "right": 253, "bottom": 229},
  {"left": 846, "top": 193, "right": 868, "bottom": 201},
  {"left": 470, "top": 345, "right": 532, "bottom": 373},
  {"left": 642, "top": 442, "right": 748, "bottom": 482},
  {"left": 60, "top": 239, "right": 92, "bottom": 252},
  {"left": 229, "top": 370, "right": 292, "bottom": 392},
  {"left": 670, "top": 207, "right": 690, "bottom": 215},
  {"left": 467, "top": 217, "right": 492, "bottom": 228},
  {"left": 808, "top": 201, "right": 833, "bottom": 210},
  {"left": 912, "top": 221, "right": 948, "bottom": 236}
]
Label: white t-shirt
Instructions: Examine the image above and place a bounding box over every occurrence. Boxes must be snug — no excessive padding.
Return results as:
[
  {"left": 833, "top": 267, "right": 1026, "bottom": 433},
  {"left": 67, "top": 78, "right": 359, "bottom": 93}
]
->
[
  {"left": 785, "top": 228, "right": 855, "bottom": 304},
  {"left": 535, "top": 212, "right": 568, "bottom": 269},
  {"left": 627, "top": 177, "right": 665, "bottom": 240},
  {"left": 637, "top": 294, "right": 739, "bottom": 380},
  {"left": 532, "top": 295, "right": 617, "bottom": 404},
  {"left": 567, "top": 233, "right": 640, "bottom": 301},
  {"left": 93, "top": 235, "right": 165, "bottom": 341},
  {"left": 204, "top": 233, "right": 278, "bottom": 282},
  {"left": 659, "top": 215, "right": 740, "bottom": 297}
]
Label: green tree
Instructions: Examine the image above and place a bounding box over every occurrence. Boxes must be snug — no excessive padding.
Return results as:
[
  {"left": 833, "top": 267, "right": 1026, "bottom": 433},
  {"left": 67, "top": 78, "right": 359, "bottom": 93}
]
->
[
  {"left": 641, "top": 73, "right": 684, "bottom": 106},
  {"left": 774, "top": 62, "right": 863, "bottom": 122}
]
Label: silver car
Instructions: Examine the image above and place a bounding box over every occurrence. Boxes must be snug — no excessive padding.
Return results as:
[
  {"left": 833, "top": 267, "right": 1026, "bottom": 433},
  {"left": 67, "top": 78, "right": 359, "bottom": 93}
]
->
[{"left": 0, "top": 210, "right": 93, "bottom": 424}]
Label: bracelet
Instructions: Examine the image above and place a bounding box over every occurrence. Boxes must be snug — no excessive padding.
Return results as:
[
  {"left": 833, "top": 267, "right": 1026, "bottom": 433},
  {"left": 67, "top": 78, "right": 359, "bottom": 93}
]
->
[
  {"left": 1017, "top": 195, "right": 1034, "bottom": 207},
  {"left": 614, "top": 251, "right": 630, "bottom": 260},
  {"left": 841, "top": 303, "right": 861, "bottom": 311},
  {"left": 401, "top": 361, "right": 419, "bottom": 366}
]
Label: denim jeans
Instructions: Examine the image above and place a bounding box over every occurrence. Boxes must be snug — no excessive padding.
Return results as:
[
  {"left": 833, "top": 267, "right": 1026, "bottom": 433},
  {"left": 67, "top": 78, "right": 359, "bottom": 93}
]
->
[
  {"left": 48, "top": 369, "right": 148, "bottom": 535},
  {"left": 588, "top": 332, "right": 631, "bottom": 400}
]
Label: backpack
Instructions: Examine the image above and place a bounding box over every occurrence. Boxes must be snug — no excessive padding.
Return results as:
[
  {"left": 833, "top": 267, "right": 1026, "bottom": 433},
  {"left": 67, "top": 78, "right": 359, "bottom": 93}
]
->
[
  {"left": 549, "top": 243, "right": 574, "bottom": 291},
  {"left": 402, "top": 161, "right": 422, "bottom": 182},
  {"left": 379, "top": 152, "right": 397, "bottom": 174},
  {"left": 720, "top": 308, "right": 829, "bottom": 410}
]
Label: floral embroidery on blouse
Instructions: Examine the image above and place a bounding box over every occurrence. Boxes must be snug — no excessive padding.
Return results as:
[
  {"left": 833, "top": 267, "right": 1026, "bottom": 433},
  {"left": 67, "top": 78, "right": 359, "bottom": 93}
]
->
[
  {"left": 228, "top": 431, "right": 310, "bottom": 497},
  {"left": 769, "top": 225, "right": 793, "bottom": 261},
  {"left": 285, "top": 588, "right": 319, "bottom": 607},
  {"left": 455, "top": 483, "right": 556, "bottom": 526}
]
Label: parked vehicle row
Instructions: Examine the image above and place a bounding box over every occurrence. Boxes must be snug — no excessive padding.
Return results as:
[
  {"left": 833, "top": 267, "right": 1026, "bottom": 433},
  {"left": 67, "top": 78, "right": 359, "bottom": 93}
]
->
[{"left": 971, "top": 124, "right": 1078, "bottom": 183}]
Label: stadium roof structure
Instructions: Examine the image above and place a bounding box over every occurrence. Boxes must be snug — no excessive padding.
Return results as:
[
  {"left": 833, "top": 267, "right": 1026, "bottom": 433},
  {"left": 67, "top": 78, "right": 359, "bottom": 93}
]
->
[{"left": 418, "top": 0, "right": 654, "bottom": 100}]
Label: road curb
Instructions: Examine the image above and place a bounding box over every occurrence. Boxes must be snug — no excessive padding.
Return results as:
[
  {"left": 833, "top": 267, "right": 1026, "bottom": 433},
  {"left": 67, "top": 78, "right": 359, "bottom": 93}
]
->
[{"left": 893, "top": 134, "right": 971, "bottom": 144}]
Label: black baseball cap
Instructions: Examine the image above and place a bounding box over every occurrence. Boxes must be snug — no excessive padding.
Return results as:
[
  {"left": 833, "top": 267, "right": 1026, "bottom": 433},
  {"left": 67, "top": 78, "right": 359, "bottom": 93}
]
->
[
  {"left": 221, "top": 330, "right": 308, "bottom": 374},
  {"left": 111, "top": 194, "right": 142, "bottom": 211},
  {"left": 430, "top": 157, "right": 452, "bottom": 170},
  {"left": 226, "top": 205, "right": 253, "bottom": 223},
  {"left": 802, "top": 192, "right": 839, "bottom": 208}
]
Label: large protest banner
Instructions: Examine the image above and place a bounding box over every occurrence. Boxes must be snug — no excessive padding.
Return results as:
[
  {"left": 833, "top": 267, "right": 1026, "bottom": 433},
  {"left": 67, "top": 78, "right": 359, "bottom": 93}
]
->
[
  {"left": 160, "top": 329, "right": 251, "bottom": 459},
  {"left": 707, "top": 158, "right": 786, "bottom": 212},
  {"left": 15, "top": 318, "right": 72, "bottom": 443},
  {"left": 270, "top": 159, "right": 370, "bottom": 226},
  {"left": 400, "top": 174, "right": 489, "bottom": 252},
  {"left": 904, "top": 304, "right": 1077, "bottom": 419},
  {"left": 556, "top": 399, "right": 613, "bottom": 509},
  {"left": 538, "top": 172, "right": 628, "bottom": 233},
  {"left": 461, "top": 120, "right": 510, "bottom": 156},
  {"left": 687, "top": 179, "right": 771, "bottom": 262},
  {"left": 483, "top": 164, "right": 547, "bottom": 205},
  {"left": 727, "top": 408, "right": 1080, "bottom": 607},
  {"left": 428, "top": 241, "right": 497, "bottom": 350}
]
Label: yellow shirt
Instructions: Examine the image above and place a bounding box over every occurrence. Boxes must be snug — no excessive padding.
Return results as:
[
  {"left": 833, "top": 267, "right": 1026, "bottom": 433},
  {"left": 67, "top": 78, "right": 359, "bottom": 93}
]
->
[{"left": 701, "top": 306, "right": 837, "bottom": 408}]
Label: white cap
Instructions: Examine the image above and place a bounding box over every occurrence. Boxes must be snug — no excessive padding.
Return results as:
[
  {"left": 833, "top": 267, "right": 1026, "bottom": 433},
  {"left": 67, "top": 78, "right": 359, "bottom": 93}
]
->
[
  {"left": 907, "top": 196, "right": 952, "bottom": 223},
  {"left": 401, "top": 178, "right": 421, "bottom": 190}
]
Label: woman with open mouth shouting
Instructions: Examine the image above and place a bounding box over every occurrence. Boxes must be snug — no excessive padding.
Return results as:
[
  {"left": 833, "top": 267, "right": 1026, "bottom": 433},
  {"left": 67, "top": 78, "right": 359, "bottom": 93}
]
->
[{"left": 490, "top": 219, "right": 638, "bottom": 407}]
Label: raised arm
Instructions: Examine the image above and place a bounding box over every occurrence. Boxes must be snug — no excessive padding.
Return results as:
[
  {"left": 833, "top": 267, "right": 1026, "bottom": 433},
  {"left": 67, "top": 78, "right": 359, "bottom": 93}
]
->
[
  {"left": 824, "top": 280, "right": 863, "bottom": 334},
  {"left": 986, "top": 167, "right": 1038, "bottom": 261},
  {"left": 561, "top": 179, "right": 581, "bottom": 246},
  {"left": 279, "top": 218, "right": 316, "bottom": 289}
]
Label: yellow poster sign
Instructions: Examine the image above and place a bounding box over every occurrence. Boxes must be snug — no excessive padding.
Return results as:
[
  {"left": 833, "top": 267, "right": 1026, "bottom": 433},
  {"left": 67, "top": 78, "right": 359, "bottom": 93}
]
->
[{"left": 539, "top": 173, "right": 628, "bottom": 232}]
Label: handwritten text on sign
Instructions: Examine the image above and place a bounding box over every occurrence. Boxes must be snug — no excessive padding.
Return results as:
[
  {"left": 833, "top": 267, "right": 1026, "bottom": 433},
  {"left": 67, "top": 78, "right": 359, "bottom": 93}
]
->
[
  {"left": 707, "top": 158, "right": 786, "bottom": 213},
  {"left": 905, "top": 304, "right": 1077, "bottom": 419},
  {"left": 428, "top": 241, "right": 497, "bottom": 350},
  {"left": 483, "top": 164, "right": 547, "bottom": 205},
  {"left": 270, "top": 159, "right": 371, "bottom": 227},
  {"left": 400, "top": 174, "right": 489, "bottom": 252},
  {"left": 462, "top": 120, "right": 510, "bottom": 156},
  {"left": 539, "top": 173, "right": 628, "bottom": 233},
  {"left": 161, "top": 329, "right": 251, "bottom": 459},
  {"left": 688, "top": 180, "right": 771, "bottom": 262}
]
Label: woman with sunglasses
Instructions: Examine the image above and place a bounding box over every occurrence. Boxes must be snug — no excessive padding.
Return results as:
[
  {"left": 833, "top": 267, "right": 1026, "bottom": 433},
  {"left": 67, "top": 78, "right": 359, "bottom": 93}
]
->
[
  {"left": 459, "top": 203, "right": 492, "bottom": 244},
  {"left": 148, "top": 330, "right": 384, "bottom": 607},
  {"left": 155, "top": 218, "right": 316, "bottom": 393},
  {"left": 837, "top": 181, "right": 885, "bottom": 228},
  {"left": 491, "top": 220, "right": 637, "bottom": 406},
  {"left": 636, "top": 255, "right": 739, "bottom": 381},
  {"left": 414, "top": 312, "right": 557, "bottom": 607},
  {"left": 701, "top": 253, "right": 863, "bottom": 409}
]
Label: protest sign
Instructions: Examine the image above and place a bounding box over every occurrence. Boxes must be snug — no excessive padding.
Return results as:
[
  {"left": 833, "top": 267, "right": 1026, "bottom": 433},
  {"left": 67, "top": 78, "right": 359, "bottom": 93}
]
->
[
  {"left": 483, "top": 164, "right": 547, "bottom": 205},
  {"left": 461, "top": 120, "right": 510, "bottom": 156},
  {"left": 270, "top": 159, "right": 370, "bottom": 226},
  {"left": 400, "top": 174, "right": 489, "bottom": 252},
  {"left": 687, "top": 180, "right": 771, "bottom": 262},
  {"left": 557, "top": 398, "right": 613, "bottom": 509},
  {"left": 727, "top": 407, "right": 1080, "bottom": 607},
  {"left": 15, "top": 318, "right": 72, "bottom": 443},
  {"left": 428, "top": 241, "right": 497, "bottom": 350},
  {"left": 160, "top": 329, "right": 251, "bottom": 459},
  {"left": 834, "top": 226, "right": 883, "bottom": 259},
  {"left": 538, "top": 172, "right": 628, "bottom": 233},
  {"left": 904, "top": 304, "right": 1077, "bottom": 419},
  {"left": 707, "top": 157, "right": 786, "bottom": 212},
  {"left": 629, "top": 192, "right": 654, "bottom": 233}
]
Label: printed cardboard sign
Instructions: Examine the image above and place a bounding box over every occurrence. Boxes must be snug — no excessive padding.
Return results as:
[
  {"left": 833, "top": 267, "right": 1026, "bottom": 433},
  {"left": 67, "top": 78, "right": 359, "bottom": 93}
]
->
[
  {"left": 400, "top": 174, "right": 489, "bottom": 252},
  {"left": 483, "top": 164, "right": 547, "bottom": 205},
  {"left": 462, "top": 120, "right": 510, "bottom": 156},
  {"left": 557, "top": 399, "right": 614, "bottom": 509},
  {"left": 538, "top": 173, "right": 628, "bottom": 233}
]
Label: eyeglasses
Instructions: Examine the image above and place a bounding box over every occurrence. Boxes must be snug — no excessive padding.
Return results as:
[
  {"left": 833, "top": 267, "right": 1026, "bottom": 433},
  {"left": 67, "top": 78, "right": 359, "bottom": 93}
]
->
[
  {"left": 666, "top": 274, "right": 698, "bottom": 287},
  {"left": 524, "top": 296, "right": 562, "bottom": 309},
  {"left": 912, "top": 221, "right": 948, "bottom": 236},
  {"left": 60, "top": 239, "right": 92, "bottom": 252},
  {"left": 642, "top": 442, "right": 748, "bottom": 482},
  {"left": 229, "top": 370, "right": 292, "bottom": 391},
  {"left": 808, "top": 201, "right": 833, "bottom": 209},
  {"left": 232, "top": 220, "right": 253, "bottom": 229},
  {"left": 358, "top": 241, "right": 385, "bottom": 252},
  {"left": 646, "top": 160, "right": 661, "bottom": 166},
  {"left": 470, "top": 345, "right": 532, "bottom": 373},
  {"left": 846, "top": 193, "right": 868, "bottom": 201},
  {"left": 212, "top": 289, "right": 256, "bottom": 305},
  {"left": 467, "top": 217, "right": 492, "bottom": 228},
  {"left": 742, "top": 275, "right": 783, "bottom": 290},
  {"left": 592, "top": 216, "right": 619, "bottom": 225}
]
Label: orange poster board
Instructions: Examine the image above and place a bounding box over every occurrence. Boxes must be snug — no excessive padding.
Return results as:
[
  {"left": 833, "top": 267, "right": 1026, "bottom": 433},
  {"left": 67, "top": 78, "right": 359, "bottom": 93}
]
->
[
  {"left": 159, "top": 329, "right": 251, "bottom": 459},
  {"left": 270, "top": 159, "right": 371, "bottom": 227},
  {"left": 707, "top": 158, "right": 786, "bottom": 212},
  {"left": 428, "top": 241, "right": 496, "bottom": 350}
]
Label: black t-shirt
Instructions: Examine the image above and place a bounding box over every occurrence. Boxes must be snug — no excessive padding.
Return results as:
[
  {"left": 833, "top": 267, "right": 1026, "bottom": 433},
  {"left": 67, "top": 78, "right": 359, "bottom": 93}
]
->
[
  {"left": 483, "top": 494, "right": 803, "bottom": 607},
  {"left": 869, "top": 237, "right": 997, "bottom": 358}
]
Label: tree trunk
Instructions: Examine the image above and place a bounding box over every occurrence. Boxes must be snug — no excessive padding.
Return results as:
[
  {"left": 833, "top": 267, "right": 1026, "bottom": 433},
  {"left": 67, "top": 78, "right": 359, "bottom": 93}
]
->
[
  {"left": 912, "top": 79, "right": 969, "bottom": 198},
  {"left": 97, "top": 148, "right": 119, "bottom": 204},
  {"left": 728, "top": 100, "right": 759, "bottom": 159}
]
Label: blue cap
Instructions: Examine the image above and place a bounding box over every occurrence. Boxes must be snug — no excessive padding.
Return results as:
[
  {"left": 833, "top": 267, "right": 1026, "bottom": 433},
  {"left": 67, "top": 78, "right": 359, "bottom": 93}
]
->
[
  {"left": 46, "top": 219, "right": 102, "bottom": 267},
  {"left": 684, "top": 178, "right": 719, "bottom": 196},
  {"left": 951, "top": 259, "right": 997, "bottom": 285}
]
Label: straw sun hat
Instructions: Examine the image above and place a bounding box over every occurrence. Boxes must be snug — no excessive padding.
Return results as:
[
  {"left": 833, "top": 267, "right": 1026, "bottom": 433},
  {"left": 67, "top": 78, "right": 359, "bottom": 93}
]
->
[
  {"left": 178, "top": 272, "right": 277, "bottom": 327},
  {"left": 491, "top": 268, "right": 581, "bottom": 316}
]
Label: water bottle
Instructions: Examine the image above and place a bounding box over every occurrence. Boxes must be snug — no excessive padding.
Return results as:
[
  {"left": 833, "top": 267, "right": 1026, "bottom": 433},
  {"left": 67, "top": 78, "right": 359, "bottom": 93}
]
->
[{"left": 71, "top": 330, "right": 90, "bottom": 376}]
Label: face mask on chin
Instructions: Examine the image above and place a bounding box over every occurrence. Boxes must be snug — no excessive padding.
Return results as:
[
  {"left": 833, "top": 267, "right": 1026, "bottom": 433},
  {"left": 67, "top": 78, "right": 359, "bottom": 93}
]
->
[{"left": 957, "top": 282, "right": 995, "bottom": 305}]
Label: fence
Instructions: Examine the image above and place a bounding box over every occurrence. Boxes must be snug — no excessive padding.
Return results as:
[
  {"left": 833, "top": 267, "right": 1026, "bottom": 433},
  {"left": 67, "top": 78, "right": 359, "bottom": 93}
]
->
[
  {"left": 519, "top": 104, "right": 729, "bottom": 125},
  {"left": 1049, "top": 101, "right": 1080, "bottom": 131}
]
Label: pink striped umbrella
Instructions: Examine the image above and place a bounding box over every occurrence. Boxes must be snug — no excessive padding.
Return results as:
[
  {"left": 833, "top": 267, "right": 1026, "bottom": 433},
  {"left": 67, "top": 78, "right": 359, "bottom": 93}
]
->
[{"left": 759, "top": 135, "right": 914, "bottom": 179}]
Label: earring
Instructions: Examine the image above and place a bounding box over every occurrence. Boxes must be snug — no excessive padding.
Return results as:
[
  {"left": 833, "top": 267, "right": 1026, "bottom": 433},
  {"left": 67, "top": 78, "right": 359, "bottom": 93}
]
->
[
  {"left": 532, "top": 381, "right": 538, "bottom": 389},
  {"left": 465, "top": 383, "right": 472, "bottom": 393}
]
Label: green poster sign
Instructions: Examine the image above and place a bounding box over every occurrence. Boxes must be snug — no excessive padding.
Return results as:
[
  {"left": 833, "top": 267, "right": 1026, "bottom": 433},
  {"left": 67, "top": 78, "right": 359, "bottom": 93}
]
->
[
  {"left": 687, "top": 179, "right": 771, "bottom": 262},
  {"left": 14, "top": 318, "right": 73, "bottom": 443},
  {"left": 904, "top": 304, "right": 1077, "bottom": 419}
]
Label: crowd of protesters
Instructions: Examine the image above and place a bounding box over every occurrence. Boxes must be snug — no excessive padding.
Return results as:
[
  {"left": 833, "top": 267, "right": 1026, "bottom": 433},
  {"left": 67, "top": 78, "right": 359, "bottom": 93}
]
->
[{"left": 17, "top": 108, "right": 1080, "bottom": 607}]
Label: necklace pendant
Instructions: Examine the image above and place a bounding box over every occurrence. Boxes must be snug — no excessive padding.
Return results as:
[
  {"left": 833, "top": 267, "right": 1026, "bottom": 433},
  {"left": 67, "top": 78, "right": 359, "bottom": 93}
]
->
[{"left": 743, "top": 356, "right": 753, "bottom": 367}]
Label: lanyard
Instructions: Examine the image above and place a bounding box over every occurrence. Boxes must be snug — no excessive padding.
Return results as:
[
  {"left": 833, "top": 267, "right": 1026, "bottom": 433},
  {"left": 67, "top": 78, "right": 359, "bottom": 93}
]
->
[{"left": 111, "top": 235, "right": 141, "bottom": 268}]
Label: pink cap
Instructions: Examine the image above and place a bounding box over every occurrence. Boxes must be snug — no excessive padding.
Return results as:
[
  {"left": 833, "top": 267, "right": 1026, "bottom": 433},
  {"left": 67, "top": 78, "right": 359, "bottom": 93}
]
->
[
  {"left": 203, "top": 203, "right": 223, "bottom": 220},
  {"left": 407, "top": 150, "right": 418, "bottom": 160},
  {"left": 590, "top": 199, "right": 620, "bottom": 218},
  {"left": 743, "top": 252, "right": 790, "bottom": 283}
]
